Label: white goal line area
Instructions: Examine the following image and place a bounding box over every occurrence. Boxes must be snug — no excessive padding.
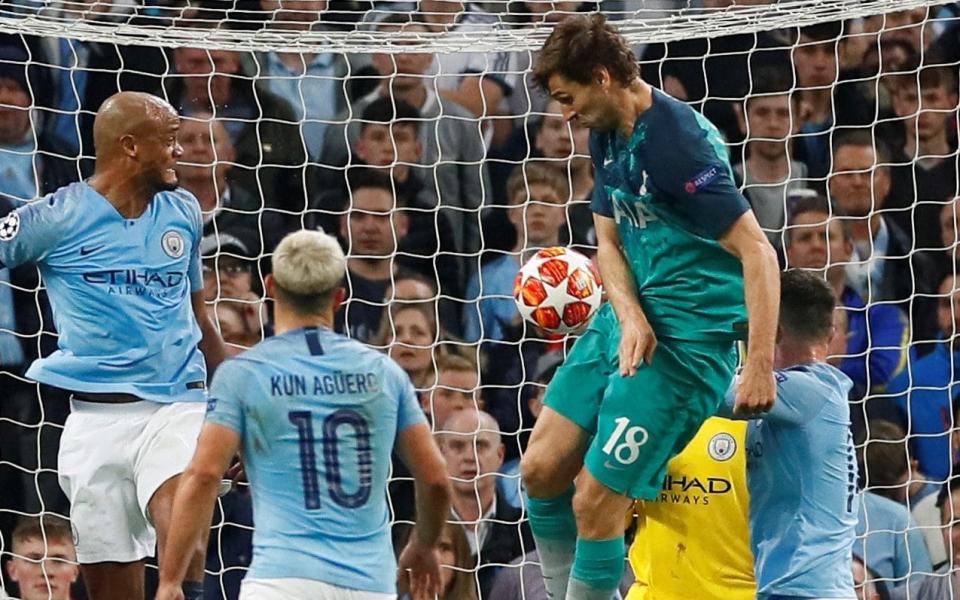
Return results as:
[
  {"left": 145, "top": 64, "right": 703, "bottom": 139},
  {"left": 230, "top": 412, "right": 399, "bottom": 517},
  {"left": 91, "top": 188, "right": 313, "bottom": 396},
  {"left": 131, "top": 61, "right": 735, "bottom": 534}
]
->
[{"left": 1, "top": 0, "right": 960, "bottom": 599}]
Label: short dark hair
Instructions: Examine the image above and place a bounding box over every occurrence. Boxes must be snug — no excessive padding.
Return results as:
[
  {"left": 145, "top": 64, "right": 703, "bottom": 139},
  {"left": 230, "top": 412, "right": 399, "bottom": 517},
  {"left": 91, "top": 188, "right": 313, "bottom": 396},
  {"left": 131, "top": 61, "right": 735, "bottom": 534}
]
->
[
  {"left": 533, "top": 14, "right": 639, "bottom": 90},
  {"left": 779, "top": 269, "right": 836, "bottom": 343},
  {"left": 797, "top": 20, "right": 844, "bottom": 43},
  {"left": 12, "top": 514, "right": 73, "bottom": 549},
  {"left": 345, "top": 167, "right": 405, "bottom": 207},
  {"left": 785, "top": 194, "right": 852, "bottom": 246},
  {"left": 505, "top": 162, "right": 570, "bottom": 205},
  {"left": 745, "top": 66, "right": 796, "bottom": 111},
  {"left": 360, "top": 97, "right": 421, "bottom": 133},
  {"left": 858, "top": 420, "right": 909, "bottom": 500},
  {"left": 831, "top": 129, "right": 892, "bottom": 166}
]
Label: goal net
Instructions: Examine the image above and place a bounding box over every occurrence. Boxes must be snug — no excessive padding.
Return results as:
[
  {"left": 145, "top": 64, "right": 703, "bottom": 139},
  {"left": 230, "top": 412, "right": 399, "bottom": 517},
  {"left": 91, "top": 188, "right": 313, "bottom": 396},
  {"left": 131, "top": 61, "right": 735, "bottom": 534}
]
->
[{"left": 0, "top": 0, "right": 956, "bottom": 598}]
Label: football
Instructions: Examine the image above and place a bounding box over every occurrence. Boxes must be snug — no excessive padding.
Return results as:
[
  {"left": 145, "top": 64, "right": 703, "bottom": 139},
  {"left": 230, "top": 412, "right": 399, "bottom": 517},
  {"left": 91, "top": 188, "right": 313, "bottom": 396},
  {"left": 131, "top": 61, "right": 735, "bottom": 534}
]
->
[{"left": 513, "top": 247, "right": 604, "bottom": 334}]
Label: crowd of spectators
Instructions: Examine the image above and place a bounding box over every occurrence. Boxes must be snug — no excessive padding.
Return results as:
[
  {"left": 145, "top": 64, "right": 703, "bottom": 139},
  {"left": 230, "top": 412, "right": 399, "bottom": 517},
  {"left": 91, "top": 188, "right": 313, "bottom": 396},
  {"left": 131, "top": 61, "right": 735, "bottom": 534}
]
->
[{"left": 6, "top": 1, "right": 960, "bottom": 598}]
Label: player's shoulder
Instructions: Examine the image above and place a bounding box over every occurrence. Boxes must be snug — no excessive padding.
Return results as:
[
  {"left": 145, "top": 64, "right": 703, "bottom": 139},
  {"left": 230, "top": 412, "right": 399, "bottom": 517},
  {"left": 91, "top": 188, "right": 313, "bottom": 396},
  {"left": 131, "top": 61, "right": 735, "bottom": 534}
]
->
[
  {"left": 777, "top": 363, "right": 853, "bottom": 402},
  {"left": 155, "top": 187, "right": 202, "bottom": 217}
]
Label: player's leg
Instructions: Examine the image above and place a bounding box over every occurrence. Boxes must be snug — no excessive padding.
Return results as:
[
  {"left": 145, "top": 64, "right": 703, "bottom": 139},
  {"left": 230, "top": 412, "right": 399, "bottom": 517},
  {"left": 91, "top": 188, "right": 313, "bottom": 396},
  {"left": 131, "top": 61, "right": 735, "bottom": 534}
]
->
[
  {"left": 57, "top": 400, "right": 158, "bottom": 600},
  {"left": 522, "top": 305, "right": 617, "bottom": 600},
  {"left": 139, "top": 402, "right": 209, "bottom": 600}
]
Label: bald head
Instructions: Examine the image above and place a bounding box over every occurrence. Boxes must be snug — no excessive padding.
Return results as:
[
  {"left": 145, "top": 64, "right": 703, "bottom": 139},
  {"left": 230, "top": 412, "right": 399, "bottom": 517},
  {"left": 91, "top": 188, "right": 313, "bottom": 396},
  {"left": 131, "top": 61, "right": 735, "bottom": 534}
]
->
[
  {"left": 439, "top": 409, "right": 504, "bottom": 497},
  {"left": 92, "top": 92, "right": 183, "bottom": 192}
]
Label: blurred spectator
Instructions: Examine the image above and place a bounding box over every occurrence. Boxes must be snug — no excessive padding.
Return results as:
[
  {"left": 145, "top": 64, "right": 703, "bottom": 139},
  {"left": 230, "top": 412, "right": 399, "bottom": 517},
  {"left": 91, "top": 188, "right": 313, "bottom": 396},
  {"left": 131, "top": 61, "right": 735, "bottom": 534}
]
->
[
  {"left": 425, "top": 351, "right": 481, "bottom": 432},
  {"left": 213, "top": 302, "right": 261, "bottom": 356},
  {"left": 437, "top": 409, "right": 533, "bottom": 599},
  {"left": 399, "top": 521, "right": 480, "bottom": 600},
  {"left": 0, "top": 44, "right": 76, "bottom": 201},
  {"left": 792, "top": 22, "right": 872, "bottom": 180},
  {"left": 167, "top": 45, "right": 306, "bottom": 219},
  {"left": 335, "top": 169, "right": 410, "bottom": 342},
  {"left": 177, "top": 113, "right": 284, "bottom": 254},
  {"left": 853, "top": 554, "right": 885, "bottom": 600},
  {"left": 886, "top": 274, "right": 960, "bottom": 483},
  {"left": 889, "top": 476, "right": 960, "bottom": 598},
  {"left": 886, "top": 66, "right": 959, "bottom": 251},
  {"left": 855, "top": 490, "right": 933, "bottom": 589},
  {"left": 829, "top": 130, "right": 939, "bottom": 319},
  {"left": 4, "top": 515, "right": 79, "bottom": 600},
  {"left": 532, "top": 98, "right": 594, "bottom": 248},
  {"left": 200, "top": 231, "right": 268, "bottom": 349},
  {"left": 465, "top": 163, "right": 568, "bottom": 343},
  {"left": 322, "top": 15, "right": 488, "bottom": 263},
  {"left": 784, "top": 196, "right": 908, "bottom": 406},
  {"left": 373, "top": 302, "right": 440, "bottom": 391},
  {"left": 859, "top": 419, "right": 938, "bottom": 506},
  {"left": 733, "top": 67, "right": 810, "bottom": 247},
  {"left": 254, "top": 0, "right": 348, "bottom": 161}
]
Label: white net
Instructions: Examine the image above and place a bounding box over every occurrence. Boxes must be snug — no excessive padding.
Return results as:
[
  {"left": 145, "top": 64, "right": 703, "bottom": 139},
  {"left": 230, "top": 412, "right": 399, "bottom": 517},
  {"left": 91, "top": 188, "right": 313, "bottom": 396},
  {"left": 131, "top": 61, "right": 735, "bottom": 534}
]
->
[{"left": 0, "top": 0, "right": 957, "bottom": 599}]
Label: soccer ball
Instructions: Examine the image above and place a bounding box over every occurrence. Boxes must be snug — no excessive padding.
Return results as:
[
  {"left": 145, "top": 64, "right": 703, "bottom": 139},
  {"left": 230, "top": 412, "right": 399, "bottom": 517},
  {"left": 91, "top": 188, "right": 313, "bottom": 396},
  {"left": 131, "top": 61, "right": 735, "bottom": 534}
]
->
[{"left": 514, "top": 247, "right": 603, "bottom": 334}]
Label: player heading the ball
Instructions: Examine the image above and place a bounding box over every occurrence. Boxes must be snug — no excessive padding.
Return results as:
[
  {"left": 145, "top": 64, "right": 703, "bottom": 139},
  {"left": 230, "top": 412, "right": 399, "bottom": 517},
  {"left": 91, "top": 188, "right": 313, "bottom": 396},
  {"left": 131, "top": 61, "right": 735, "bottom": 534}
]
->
[
  {"left": 156, "top": 229, "right": 452, "bottom": 600},
  {"left": 519, "top": 14, "right": 781, "bottom": 600}
]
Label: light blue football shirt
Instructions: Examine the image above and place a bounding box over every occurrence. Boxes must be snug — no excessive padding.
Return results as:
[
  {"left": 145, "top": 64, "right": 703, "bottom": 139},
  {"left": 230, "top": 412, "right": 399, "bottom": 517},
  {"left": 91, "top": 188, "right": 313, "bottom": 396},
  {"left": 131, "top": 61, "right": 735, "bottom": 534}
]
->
[
  {"left": 204, "top": 326, "right": 427, "bottom": 594},
  {"left": 720, "top": 362, "right": 859, "bottom": 599},
  {"left": 0, "top": 181, "right": 206, "bottom": 402}
]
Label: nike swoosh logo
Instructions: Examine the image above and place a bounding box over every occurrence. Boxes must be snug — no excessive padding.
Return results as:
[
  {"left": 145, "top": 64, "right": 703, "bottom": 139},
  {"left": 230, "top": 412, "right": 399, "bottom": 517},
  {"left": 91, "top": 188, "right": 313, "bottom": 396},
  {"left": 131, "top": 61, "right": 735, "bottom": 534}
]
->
[
  {"left": 603, "top": 460, "right": 627, "bottom": 471},
  {"left": 80, "top": 245, "right": 105, "bottom": 256}
]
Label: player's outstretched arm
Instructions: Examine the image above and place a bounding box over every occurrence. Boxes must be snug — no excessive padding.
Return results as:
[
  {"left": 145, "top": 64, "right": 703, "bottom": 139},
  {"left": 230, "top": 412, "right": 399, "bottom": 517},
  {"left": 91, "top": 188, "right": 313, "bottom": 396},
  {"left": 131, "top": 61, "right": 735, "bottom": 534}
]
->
[
  {"left": 395, "top": 422, "right": 453, "bottom": 600},
  {"left": 156, "top": 423, "right": 240, "bottom": 600},
  {"left": 718, "top": 211, "right": 779, "bottom": 415},
  {"left": 191, "top": 292, "right": 227, "bottom": 376},
  {"left": 595, "top": 214, "right": 656, "bottom": 376}
]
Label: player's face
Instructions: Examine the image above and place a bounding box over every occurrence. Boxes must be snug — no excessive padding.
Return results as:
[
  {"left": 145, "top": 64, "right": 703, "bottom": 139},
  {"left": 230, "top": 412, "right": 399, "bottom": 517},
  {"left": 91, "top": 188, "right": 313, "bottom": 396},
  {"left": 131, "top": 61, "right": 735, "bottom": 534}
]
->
[
  {"left": 6, "top": 538, "right": 78, "bottom": 600},
  {"left": 942, "top": 489, "right": 960, "bottom": 567},
  {"left": 343, "top": 187, "right": 404, "bottom": 257},
  {"left": 0, "top": 77, "right": 31, "bottom": 145},
  {"left": 388, "top": 307, "right": 435, "bottom": 377},
  {"left": 140, "top": 110, "right": 183, "bottom": 193},
  {"left": 427, "top": 369, "right": 478, "bottom": 431},
  {"left": 441, "top": 427, "right": 504, "bottom": 495},
  {"left": 745, "top": 94, "right": 792, "bottom": 160},
  {"left": 509, "top": 183, "right": 566, "bottom": 246},
  {"left": 828, "top": 145, "right": 890, "bottom": 216},
  {"left": 547, "top": 73, "right": 619, "bottom": 132},
  {"left": 793, "top": 36, "right": 837, "bottom": 88},
  {"left": 785, "top": 211, "right": 851, "bottom": 270}
]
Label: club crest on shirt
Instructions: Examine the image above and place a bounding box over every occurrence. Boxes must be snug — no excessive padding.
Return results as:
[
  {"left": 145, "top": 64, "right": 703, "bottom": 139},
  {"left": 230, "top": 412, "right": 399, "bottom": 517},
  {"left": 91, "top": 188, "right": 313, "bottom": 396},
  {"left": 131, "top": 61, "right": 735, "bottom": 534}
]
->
[
  {"left": 0, "top": 211, "right": 20, "bottom": 241},
  {"left": 162, "top": 230, "right": 185, "bottom": 258},
  {"left": 707, "top": 432, "right": 737, "bottom": 462}
]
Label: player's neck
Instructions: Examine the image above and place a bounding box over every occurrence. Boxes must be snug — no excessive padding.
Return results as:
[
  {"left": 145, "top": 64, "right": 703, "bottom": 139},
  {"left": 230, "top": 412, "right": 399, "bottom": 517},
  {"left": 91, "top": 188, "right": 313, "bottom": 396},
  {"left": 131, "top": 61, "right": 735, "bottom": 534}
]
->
[
  {"left": 775, "top": 340, "right": 828, "bottom": 369},
  {"left": 273, "top": 305, "right": 334, "bottom": 336},
  {"left": 616, "top": 79, "right": 652, "bottom": 139},
  {"left": 88, "top": 170, "right": 155, "bottom": 218}
]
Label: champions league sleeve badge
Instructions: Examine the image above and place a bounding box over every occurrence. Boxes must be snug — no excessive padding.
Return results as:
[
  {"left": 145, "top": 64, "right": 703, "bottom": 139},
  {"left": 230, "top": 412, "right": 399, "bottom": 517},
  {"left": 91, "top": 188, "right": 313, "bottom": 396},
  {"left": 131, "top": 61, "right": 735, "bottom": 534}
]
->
[{"left": 0, "top": 211, "right": 20, "bottom": 241}]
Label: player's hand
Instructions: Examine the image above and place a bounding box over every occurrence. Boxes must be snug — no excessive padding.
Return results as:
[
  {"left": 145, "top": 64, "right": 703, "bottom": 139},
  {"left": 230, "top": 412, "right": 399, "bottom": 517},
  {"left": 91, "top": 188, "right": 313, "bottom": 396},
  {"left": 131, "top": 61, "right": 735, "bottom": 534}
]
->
[
  {"left": 734, "top": 364, "right": 776, "bottom": 415},
  {"left": 154, "top": 584, "right": 185, "bottom": 600},
  {"left": 225, "top": 454, "right": 246, "bottom": 486},
  {"left": 397, "top": 539, "right": 442, "bottom": 600},
  {"left": 618, "top": 309, "right": 657, "bottom": 377}
]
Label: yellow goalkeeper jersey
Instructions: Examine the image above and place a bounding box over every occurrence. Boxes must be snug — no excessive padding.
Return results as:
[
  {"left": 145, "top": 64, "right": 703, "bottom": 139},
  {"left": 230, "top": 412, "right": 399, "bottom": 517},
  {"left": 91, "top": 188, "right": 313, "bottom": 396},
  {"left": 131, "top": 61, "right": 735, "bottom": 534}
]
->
[{"left": 627, "top": 417, "right": 754, "bottom": 600}]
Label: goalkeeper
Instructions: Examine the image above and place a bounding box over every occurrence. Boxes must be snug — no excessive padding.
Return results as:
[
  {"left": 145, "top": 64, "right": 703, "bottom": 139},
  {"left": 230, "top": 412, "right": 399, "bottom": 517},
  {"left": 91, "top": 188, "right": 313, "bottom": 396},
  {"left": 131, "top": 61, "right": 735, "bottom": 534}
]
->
[{"left": 520, "top": 14, "right": 780, "bottom": 600}]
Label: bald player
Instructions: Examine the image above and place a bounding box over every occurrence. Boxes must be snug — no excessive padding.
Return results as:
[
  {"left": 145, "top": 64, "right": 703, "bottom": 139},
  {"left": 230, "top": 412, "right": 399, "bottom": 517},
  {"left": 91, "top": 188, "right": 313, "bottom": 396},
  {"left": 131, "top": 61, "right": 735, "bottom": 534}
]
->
[{"left": 0, "top": 91, "right": 225, "bottom": 599}]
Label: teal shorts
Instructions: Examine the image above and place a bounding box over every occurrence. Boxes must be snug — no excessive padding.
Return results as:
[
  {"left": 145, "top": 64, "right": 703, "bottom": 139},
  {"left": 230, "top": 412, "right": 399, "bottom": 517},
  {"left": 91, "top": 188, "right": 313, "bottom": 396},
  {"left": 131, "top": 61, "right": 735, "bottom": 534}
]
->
[{"left": 544, "top": 303, "right": 738, "bottom": 500}]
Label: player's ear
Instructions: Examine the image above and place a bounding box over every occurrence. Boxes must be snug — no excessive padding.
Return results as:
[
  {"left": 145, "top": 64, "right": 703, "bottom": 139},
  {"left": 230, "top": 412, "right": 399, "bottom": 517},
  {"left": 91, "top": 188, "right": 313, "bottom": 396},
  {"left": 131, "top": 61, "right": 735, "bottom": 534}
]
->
[
  {"left": 594, "top": 66, "right": 609, "bottom": 88},
  {"left": 120, "top": 133, "right": 137, "bottom": 158},
  {"left": 264, "top": 274, "right": 276, "bottom": 299},
  {"left": 330, "top": 286, "right": 347, "bottom": 314}
]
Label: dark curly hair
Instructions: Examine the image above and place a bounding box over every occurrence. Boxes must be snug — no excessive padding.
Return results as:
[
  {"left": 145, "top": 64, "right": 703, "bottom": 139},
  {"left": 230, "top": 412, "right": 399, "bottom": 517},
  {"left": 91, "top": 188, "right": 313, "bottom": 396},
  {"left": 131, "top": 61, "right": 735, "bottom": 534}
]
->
[{"left": 533, "top": 14, "right": 639, "bottom": 90}]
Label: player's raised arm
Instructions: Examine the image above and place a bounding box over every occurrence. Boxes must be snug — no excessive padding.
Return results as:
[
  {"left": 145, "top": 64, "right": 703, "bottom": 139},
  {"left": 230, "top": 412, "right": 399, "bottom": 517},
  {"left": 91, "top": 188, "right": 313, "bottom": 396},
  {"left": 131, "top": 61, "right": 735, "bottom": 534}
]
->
[
  {"left": 0, "top": 194, "right": 71, "bottom": 269},
  {"left": 395, "top": 421, "right": 453, "bottom": 598},
  {"left": 156, "top": 420, "right": 239, "bottom": 600},
  {"left": 594, "top": 214, "right": 657, "bottom": 376},
  {"left": 717, "top": 211, "right": 779, "bottom": 414}
]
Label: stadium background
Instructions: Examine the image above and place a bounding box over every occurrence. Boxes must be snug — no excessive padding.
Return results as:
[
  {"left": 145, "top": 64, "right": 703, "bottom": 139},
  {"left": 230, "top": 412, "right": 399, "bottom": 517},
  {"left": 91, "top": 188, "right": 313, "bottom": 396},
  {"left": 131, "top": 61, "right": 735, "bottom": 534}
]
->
[{"left": 0, "top": 0, "right": 956, "bottom": 598}]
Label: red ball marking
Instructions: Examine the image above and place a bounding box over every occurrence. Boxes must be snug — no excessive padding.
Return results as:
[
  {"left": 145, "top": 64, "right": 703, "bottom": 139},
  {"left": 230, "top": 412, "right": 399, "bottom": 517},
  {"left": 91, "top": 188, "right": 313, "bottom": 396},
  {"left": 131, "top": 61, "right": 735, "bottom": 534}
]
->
[
  {"left": 566, "top": 268, "right": 596, "bottom": 300},
  {"left": 536, "top": 247, "right": 567, "bottom": 259},
  {"left": 532, "top": 306, "right": 562, "bottom": 330},
  {"left": 563, "top": 302, "right": 592, "bottom": 327},
  {"left": 538, "top": 258, "right": 569, "bottom": 287},
  {"left": 520, "top": 277, "right": 548, "bottom": 306},
  {"left": 513, "top": 271, "right": 524, "bottom": 298}
]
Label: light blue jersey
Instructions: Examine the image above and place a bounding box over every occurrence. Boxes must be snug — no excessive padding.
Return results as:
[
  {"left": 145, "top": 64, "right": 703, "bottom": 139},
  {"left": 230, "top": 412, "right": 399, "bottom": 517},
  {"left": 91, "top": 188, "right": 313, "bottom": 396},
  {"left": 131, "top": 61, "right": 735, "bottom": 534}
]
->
[
  {"left": 721, "top": 362, "right": 858, "bottom": 599},
  {"left": 0, "top": 182, "right": 206, "bottom": 402},
  {"left": 205, "top": 326, "right": 427, "bottom": 594}
]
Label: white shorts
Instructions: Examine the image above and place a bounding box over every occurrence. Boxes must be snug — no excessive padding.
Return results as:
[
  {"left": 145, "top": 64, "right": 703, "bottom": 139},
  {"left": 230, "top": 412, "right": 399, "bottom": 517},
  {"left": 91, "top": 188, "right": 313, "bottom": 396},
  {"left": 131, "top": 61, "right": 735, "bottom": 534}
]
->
[
  {"left": 58, "top": 399, "right": 204, "bottom": 564},
  {"left": 239, "top": 578, "right": 394, "bottom": 600}
]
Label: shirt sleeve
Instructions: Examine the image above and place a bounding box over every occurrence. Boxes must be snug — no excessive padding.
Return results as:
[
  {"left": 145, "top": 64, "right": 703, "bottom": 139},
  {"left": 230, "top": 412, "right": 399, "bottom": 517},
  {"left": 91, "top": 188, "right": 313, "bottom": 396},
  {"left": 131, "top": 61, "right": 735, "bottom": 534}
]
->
[
  {"left": 588, "top": 132, "right": 614, "bottom": 218},
  {"left": 644, "top": 102, "right": 749, "bottom": 240},
  {"left": 204, "top": 359, "right": 247, "bottom": 437},
  {"left": 0, "top": 194, "right": 70, "bottom": 269},
  {"left": 896, "top": 514, "right": 933, "bottom": 579},
  {"left": 187, "top": 196, "right": 204, "bottom": 293},
  {"left": 390, "top": 359, "right": 427, "bottom": 432},
  {"left": 720, "top": 370, "right": 825, "bottom": 426}
]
